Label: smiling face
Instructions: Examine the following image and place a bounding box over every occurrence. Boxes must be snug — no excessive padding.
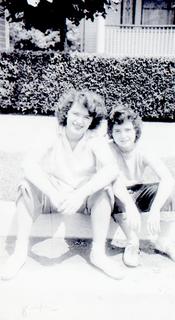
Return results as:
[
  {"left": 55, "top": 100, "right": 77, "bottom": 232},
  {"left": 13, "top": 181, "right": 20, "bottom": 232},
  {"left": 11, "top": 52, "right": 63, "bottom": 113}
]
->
[
  {"left": 66, "top": 101, "right": 93, "bottom": 141},
  {"left": 112, "top": 120, "right": 136, "bottom": 152}
]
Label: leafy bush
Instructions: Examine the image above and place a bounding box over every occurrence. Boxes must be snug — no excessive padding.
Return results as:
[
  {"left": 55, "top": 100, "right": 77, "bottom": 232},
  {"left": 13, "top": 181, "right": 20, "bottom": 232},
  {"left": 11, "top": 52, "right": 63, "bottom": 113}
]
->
[
  {"left": 0, "top": 50, "right": 174, "bottom": 120},
  {"left": 10, "top": 22, "right": 61, "bottom": 51}
]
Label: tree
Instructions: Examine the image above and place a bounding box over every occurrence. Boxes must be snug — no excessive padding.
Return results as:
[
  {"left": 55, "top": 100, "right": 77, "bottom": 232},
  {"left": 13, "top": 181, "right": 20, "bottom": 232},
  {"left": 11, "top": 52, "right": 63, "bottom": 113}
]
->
[{"left": 0, "top": 0, "right": 119, "bottom": 51}]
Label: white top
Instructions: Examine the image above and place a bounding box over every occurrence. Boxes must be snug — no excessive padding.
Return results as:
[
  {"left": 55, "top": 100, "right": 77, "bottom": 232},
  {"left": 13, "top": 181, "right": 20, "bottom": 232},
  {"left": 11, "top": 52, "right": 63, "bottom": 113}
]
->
[
  {"left": 24, "top": 126, "right": 116, "bottom": 194},
  {"left": 109, "top": 140, "right": 160, "bottom": 186}
]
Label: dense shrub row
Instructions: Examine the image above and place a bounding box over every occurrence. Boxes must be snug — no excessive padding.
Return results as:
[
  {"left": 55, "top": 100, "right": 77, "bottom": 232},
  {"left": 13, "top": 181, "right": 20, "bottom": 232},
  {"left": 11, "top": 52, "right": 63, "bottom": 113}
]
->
[{"left": 0, "top": 50, "right": 174, "bottom": 120}]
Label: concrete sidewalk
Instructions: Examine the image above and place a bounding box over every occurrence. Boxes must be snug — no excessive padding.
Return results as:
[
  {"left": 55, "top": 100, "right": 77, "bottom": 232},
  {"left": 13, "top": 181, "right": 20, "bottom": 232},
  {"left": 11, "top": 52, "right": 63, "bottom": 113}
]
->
[
  {"left": 0, "top": 115, "right": 175, "bottom": 320},
  {"left": 1, "top": 235, "right": 175, "bottom": 320}
]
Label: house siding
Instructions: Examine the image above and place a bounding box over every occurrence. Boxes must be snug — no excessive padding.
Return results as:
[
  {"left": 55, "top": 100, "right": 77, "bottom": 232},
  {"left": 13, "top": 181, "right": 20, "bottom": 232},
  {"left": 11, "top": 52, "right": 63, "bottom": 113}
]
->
[
  {"left": 0, "top": 9, "right": 5, "bottom": 51},
  {"left": 79, "top": 18, "right": 98, "bottom": 53},
  {"left": 105, "top": 0, "right": 175, "bottom": 26},
  {"left": 0, "top": 6, "right": 9, "bottom": 51},
  {"left": 80, "top": 0, "right": 175, "bottom": 56}
]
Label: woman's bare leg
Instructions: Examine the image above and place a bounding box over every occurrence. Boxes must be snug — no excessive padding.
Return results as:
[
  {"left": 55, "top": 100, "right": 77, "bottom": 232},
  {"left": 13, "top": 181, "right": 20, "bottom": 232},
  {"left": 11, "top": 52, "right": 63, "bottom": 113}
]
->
[
  {"left": 1, "top": 197, "right": 33, "bottom": 280},
  {"left": 155, "top": 220, "right": 175, "bottom": 261},
  {"left": 89, "top": 191, "right": 125, "bottom": 279},
  {"left": 114, "top": 213, "right": 140, "bottom": 267}
]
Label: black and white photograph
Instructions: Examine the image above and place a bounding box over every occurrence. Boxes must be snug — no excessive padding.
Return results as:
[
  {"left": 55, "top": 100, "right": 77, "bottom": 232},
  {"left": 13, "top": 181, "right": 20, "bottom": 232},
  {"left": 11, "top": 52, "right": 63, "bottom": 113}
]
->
[{"left": 0, "top": 1, "right": 175, "bottom": 319}]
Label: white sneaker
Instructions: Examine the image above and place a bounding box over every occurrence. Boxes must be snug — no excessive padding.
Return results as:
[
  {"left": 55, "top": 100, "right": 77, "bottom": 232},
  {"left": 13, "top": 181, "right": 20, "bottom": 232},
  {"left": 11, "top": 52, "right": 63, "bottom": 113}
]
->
[{"left": 123, "top": 242, "right": 140, "bottom": 267}]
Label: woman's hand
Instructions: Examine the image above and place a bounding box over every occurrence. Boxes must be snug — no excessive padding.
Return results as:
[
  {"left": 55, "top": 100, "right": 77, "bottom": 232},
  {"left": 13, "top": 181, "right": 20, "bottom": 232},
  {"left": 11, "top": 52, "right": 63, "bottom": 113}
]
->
[
  {"left": 59, "top": 189, "right": 87, "bottom": 215},
  {"left": 147, "top": 210, "right": 160, "bottom": 235},
  {"left": 125, "top": 204, "right": 141, "bottom": 233}
]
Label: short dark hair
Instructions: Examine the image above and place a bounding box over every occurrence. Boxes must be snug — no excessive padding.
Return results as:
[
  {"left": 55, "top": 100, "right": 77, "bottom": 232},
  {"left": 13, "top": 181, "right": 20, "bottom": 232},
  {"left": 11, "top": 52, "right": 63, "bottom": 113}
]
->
[
  {"left": 55, "top": 89, "right": 106, "bottom": 130},
  {"left": 108, "top": 104, "right": 142, "bottom": 142}
]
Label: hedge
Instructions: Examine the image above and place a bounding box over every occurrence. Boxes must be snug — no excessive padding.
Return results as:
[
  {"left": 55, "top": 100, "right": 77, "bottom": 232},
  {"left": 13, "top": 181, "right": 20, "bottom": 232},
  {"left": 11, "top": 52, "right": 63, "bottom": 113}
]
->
[{"left": 0, "top": 50, "right": 175, "bottom": 120}]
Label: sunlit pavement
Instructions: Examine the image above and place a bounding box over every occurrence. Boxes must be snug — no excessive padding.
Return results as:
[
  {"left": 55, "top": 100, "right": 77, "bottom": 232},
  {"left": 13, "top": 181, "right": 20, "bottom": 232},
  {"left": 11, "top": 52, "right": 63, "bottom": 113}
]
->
[
  {"left": 0, "top": 115, "right": 175, "bottom": 319},
  {"left": 1, "top": 236, "right": 175, "bottom": 320}
]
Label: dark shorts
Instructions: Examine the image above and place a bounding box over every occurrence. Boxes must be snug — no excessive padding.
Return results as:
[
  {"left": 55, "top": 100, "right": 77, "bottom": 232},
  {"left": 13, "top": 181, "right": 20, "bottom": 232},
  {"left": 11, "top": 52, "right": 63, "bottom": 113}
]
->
[{"left": 113, "top": 183, "right": 175, "bottom": 215}]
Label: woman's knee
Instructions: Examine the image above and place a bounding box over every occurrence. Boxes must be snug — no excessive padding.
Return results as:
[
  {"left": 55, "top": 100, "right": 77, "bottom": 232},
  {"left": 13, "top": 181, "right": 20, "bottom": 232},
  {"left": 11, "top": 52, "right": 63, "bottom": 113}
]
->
[
  {"left": 16, "top": 179, "right": 41, "bottom": 220},
  {"left": 88, "top": 190, "right": 111, "bottom": 210}
]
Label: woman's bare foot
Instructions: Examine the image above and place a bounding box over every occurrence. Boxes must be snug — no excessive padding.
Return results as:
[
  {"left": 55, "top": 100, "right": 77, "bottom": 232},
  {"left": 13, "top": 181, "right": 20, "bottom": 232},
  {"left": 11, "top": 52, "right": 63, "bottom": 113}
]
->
[
  {"left": 90, "top": 251, "right": 125, "bottom": 280},
  {"left": 1, "top": 252, "right": 27, "bottom": 280}
]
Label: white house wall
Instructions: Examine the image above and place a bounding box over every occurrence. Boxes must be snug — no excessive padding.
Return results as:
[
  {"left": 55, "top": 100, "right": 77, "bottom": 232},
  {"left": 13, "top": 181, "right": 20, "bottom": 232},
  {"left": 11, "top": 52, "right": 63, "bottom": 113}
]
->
[
  {"left": 0, "top": 7, "right": 6, "bottom": 51},
  {"left": 79, "top": 18, "right": 98, "bottom": 53},
  {"left": 0, "top": 7, "right": 9, "bottom": 51},
  {"left": 79, "top": 1, "right": 175, "bottom": 56}
]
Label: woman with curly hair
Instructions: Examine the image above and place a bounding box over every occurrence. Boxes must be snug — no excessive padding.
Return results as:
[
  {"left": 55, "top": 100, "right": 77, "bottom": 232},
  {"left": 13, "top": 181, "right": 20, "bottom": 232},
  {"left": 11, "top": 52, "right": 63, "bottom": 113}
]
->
[
  {"left": 1, "top": 89, "right": 124, "bottom": 280},
  {"left": 108, "top": 103, "right": 175, "bottom": 268}
]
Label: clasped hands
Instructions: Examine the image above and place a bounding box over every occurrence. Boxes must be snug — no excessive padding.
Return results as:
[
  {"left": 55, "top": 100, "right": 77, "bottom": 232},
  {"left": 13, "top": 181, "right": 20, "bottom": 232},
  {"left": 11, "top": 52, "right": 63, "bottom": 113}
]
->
[{"left": 50, "top": 188, "right": 87, "bottom": 215}]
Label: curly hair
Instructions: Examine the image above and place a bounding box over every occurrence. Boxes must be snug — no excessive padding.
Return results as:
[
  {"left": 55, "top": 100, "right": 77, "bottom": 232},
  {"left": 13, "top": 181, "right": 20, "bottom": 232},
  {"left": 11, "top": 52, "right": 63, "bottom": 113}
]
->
[
  {"left": 55, "top": 88, "right": 106, "bottom": 130},
  {"left": 108, "top": 103, "right": 142, "bottom": 142}
]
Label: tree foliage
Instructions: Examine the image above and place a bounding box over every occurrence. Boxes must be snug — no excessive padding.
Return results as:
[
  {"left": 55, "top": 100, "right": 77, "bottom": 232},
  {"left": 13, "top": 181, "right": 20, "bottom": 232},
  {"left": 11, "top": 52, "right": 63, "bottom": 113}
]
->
[{"left": 0, "top": 0, "right": 116, "bottom": 50}]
